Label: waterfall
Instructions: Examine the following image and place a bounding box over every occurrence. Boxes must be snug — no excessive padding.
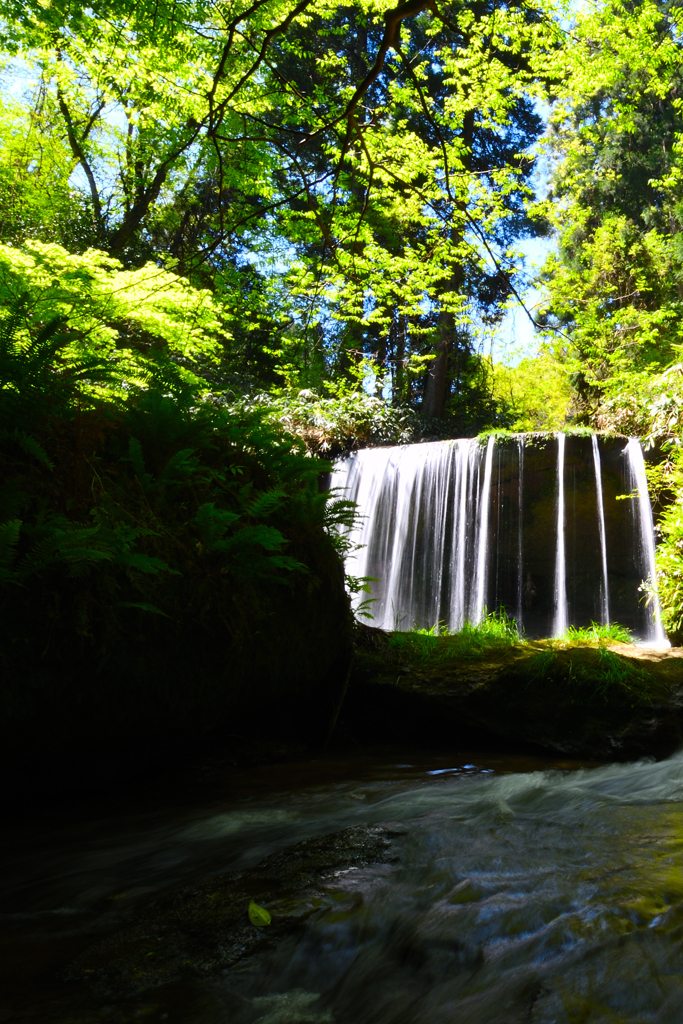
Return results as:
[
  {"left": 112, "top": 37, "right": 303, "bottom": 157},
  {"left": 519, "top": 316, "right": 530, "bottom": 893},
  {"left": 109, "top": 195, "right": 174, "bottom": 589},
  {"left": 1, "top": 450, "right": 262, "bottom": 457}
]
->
[
  {"left": 516, "top": 437, "right": 524, "bottom": 630},
  {"left": 624, "top": 439, "right": 668, "bottom": 646},
  {"left": 449, "top": 441, "right": 471, "bottom": 630},
  {"left": 331, "top": 434, "right": 667, "bottom": 641},
  {"left": 592, "top": 434, "right": 610, "bottom": 626},
  {"left": 553, "top": 433, "right": 568, "bottom": 637},
  {"left": 472, "top": 436, "right": 495, "bottom": 624}
]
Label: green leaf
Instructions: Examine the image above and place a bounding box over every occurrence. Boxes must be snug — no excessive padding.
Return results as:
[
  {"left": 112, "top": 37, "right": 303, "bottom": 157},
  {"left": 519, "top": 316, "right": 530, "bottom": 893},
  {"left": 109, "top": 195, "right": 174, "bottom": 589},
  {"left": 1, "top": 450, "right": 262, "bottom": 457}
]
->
[
  {"left": 117, "top": 601, "right": 170, "bottom": 617},
  {"left": 248, "top": 901, "right": 272, "bottom": 927}
]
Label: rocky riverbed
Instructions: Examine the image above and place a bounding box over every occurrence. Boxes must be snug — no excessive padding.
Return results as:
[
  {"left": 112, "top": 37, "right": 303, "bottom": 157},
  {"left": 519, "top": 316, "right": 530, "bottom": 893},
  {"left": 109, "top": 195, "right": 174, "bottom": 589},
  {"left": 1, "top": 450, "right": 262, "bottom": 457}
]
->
[{"left": 63, "top": 824, "right": 403, "bottom": 1004}]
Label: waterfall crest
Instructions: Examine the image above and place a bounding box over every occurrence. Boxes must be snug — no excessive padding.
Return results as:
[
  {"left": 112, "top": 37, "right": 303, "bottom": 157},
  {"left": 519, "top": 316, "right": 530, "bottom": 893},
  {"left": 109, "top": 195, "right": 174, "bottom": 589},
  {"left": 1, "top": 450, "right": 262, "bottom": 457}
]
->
[{"left": 331, "top": 434, "right": 667, "bottom": 642}]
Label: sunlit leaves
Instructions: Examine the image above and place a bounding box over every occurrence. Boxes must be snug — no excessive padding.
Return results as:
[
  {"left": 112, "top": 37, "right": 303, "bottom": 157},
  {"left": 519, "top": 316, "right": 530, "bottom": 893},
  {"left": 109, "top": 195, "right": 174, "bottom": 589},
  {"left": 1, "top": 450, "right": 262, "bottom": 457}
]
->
[{"left": 0, "top": 240, "right": 224, "bottom": 374}]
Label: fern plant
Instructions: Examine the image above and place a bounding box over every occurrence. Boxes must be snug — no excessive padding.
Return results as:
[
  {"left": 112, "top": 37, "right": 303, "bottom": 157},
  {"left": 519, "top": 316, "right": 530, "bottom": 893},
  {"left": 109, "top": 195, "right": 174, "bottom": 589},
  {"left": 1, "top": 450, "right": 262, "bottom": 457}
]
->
[
  {"left": 0, "top": 296, "right": 117, "bottom": 431},
  {"left": 0, "top": 515, "right": 176, "bottom": 585}
]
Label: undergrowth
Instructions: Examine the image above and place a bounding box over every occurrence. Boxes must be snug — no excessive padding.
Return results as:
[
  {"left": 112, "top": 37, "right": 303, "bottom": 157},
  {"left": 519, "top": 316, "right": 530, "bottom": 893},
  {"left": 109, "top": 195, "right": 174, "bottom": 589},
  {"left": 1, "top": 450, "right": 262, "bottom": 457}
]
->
[
  {"left": 387, "top": 609, "right": 522, "bottom": 664},
  {"left": 555, "top": 622, "right": 633, "bottom": 647},
  {"left": 0, "top": 299, "right": 353, "bottom": 770},
  {"left": 527, "top": 647, "right": 667, "bottom": 705}
]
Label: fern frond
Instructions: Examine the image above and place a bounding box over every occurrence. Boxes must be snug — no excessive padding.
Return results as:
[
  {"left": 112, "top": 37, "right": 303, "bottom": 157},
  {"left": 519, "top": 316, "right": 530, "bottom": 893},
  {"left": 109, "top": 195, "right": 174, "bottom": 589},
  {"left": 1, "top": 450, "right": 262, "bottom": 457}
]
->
[
  {"left": 266, "top": 554, "right": 308, "bottom": 573},
  {"left": 245, "top": 487, "right": 286, "bottom": 520},
  {"left": 156, "top": 448, "right": 199, "bottom": 486},
  {"left": 194, "top": 502, "right": 241, "bottom": 551},
  {"left": 128, "top": 437, "right": 149, "bottom": 485},
  {"left": 0, "top": 429, "right": 54, "bottom": 470},
  {"left": 116, "top": 552, "right": 179, "bottom": 575},
  {"left": 223, "top": 524, "right": 288, "bottom": 552},
  {"left": 0, "top": 519, "right": 21, "bottom": 582}
]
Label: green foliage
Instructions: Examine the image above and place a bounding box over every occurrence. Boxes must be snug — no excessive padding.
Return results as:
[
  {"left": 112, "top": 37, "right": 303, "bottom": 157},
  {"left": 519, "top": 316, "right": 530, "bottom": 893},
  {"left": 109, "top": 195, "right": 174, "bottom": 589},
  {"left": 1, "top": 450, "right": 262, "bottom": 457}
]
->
[
  {"left": 0, "top": 296, "right": 116, "bottom": 427},
  {"left": 537, "top": 3, "right": 683, "bottom": 435},
  {"left": 0, "top": 287, "right": 343, "bottom": 614},
  {"left": 0, "top": 241, "right": 223, "bottom": 394},
  {"left": 526, "top": 647, "right": 666, "bottom": 706},
  {"left": 651, "top": 442, "right": 683, "bottom": 635},
  {"left": 557, "top": 622, "right": 634, "bottom": 647},
  {"left": 387, "top": 609, "right": 522, "bottom": 664},
  {"left": 0, "top": 0, "right": 560, "bottom": 422},
  {"left": 0, "top": 94, "right": 87, "bottom": 248},
  {"left": 490, "top": 350, "right": 573, "bottom": 432},
  {"left": 0, "top": 515, "right": 174, "bottom": 585},
  {"left": 253, "top": 387, "right": 420, "bottom": 456},
  {"left": 567, "top": 649, "right": 665, "bottom": 705}
]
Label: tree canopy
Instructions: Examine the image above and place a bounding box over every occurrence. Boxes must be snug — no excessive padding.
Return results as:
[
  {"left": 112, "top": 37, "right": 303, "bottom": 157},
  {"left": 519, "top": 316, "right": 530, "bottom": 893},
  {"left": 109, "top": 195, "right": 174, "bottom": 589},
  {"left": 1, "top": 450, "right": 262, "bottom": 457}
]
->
[
  {"left": 0, "top": 0, "right": 569, "bottom": 424},
  {"left": 1, "top": 0, "right": 682, "bottom": 427}
]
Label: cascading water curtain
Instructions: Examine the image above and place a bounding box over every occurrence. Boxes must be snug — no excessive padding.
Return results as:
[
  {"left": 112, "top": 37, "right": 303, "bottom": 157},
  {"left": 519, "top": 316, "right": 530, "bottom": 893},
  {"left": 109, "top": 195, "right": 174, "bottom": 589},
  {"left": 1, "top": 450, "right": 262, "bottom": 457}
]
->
[
  {"left": 516, "top": 437, "right": 524, "bottom": 628},
  {"left": 332, "top": 434, "right": 668, "bottom": 642},
  {"left": 552, "top": 433, "right": 568, "bottom": 637},
  {"left": 330, "top": 439, "right": 492, "bottom": 632},
  {"left": 592, "top": 434, "right": 610, "bottom": 626},
  {"left": 624, "top": 439, "right": 668, "bottom": 646}
]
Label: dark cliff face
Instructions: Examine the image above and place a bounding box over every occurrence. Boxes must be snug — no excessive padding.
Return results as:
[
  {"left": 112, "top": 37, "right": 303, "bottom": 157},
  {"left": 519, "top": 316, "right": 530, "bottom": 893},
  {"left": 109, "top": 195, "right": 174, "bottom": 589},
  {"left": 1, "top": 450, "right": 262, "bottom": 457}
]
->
[
  {"left": 479, "top": 435, "right": 654, "bottom": 639},
  {"left": 0, "top": 522, "right": 351, "bottom": 806}
]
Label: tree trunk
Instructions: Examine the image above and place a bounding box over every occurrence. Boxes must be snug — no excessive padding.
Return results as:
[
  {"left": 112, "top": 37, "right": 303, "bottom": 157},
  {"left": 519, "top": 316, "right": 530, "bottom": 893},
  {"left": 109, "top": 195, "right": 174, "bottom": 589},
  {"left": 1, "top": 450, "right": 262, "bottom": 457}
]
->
[
  {"left": 393, "top": 311, "right": 406, "bottom": 404},
  {"left": 422, "top": 109, "right": 475, "bottom": 420},
  {"left": 422, "top": 298, "right": 455, "bottom": 418}
]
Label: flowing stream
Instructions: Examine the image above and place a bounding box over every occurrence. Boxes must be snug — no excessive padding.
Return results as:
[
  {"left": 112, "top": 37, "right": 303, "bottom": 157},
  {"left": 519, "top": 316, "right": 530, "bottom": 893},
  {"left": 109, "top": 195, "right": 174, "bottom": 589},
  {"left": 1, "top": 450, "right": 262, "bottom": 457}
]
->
[{"left": 6, "top": 749, "right": 683, "bottom": 1023}]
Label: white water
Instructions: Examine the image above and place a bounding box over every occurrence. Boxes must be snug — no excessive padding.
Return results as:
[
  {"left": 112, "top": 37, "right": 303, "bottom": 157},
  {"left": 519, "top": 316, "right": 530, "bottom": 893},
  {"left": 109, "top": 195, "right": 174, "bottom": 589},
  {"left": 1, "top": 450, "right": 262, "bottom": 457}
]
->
[
  {"left": 552, "top": 432, "right": 568, "bottom": 637},
  {"left": 516, "top": 437, "right": 524, "bottom": 626},
  {"left": 449, "top": 441, "right": 470, "bottom": 627},
  {"left": 592, "top": 434, "right": 610, "bottom": 626},
  {"left": 8, "top": 748, "right": 683, "bottom": 1021},
  {"left": 331, "top": 439, "right": 488, "bottom": 631},
  {"left": 473, "top": 435, "right": 495, "bottom": 625},
  {"left": 625, "top": 438, "right": 668, "bottom": 646},
  {"left": 332, "top": 434, "right": 665, "bottom": 640}
]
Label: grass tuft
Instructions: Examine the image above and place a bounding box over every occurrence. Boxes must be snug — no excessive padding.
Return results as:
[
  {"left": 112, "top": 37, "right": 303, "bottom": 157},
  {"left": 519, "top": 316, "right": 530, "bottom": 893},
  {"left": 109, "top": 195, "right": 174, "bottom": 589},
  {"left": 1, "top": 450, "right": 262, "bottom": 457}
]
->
[
  {"left": 388, "top": 608, "right": 522, "bottom": 664},
  {"left": 557, "top": 622, "right": 633, "bottom": 647},
  {"left": 525, "top": 646, "right": 668, "bottom": 706}
]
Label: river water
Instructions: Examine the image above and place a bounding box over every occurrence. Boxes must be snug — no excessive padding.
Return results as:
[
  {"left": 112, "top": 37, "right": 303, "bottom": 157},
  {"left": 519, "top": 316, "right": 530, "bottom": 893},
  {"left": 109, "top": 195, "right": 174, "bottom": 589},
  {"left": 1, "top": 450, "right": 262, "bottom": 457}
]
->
[{"left": 4, "top": 747, "right": 683, "bottom": 1023}]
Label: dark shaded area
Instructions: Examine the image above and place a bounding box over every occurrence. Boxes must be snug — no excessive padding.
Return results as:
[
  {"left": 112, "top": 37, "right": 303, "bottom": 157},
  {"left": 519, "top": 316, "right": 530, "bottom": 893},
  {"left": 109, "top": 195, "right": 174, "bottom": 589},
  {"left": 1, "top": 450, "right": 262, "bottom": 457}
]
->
[{"left": 0, "top": 390, "right": 352, "bottom": 810}]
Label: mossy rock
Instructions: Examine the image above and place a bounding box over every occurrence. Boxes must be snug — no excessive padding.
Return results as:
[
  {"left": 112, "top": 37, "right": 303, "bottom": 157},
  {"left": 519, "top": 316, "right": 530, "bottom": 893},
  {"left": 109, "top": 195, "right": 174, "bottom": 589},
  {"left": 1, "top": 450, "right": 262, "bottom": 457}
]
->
[{"left": 345, "top": 626, "right": 683, "bottom": 760}]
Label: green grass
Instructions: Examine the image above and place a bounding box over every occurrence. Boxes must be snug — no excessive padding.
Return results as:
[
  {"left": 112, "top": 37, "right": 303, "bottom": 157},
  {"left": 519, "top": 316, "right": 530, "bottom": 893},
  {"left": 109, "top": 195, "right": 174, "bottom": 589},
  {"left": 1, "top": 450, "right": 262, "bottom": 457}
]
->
[
  {"left": 526, "top": 646, "right": 667, "bottom": 706},
  {"left": 387, "top": 609, "right": 522, "bottom": 664},
  {"left": 557, "top": 622, "right": 633, "bottom": 647},
  {"left": 568, "top": 649, "right": 667, "bottom": 704}
]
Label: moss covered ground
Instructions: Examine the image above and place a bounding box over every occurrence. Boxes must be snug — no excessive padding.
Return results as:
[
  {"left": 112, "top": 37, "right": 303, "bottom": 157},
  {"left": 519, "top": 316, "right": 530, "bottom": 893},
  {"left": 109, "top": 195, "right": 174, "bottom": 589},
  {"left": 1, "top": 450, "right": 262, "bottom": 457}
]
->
[{"left": 346, "top": 622, "right": 683, "bottom": 761}]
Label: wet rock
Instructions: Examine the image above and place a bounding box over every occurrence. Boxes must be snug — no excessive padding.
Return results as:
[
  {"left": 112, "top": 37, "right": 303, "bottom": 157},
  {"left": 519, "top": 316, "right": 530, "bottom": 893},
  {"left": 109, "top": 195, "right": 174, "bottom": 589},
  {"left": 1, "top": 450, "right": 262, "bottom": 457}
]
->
[
  {"left": 64, "top": 825, "right": 403, "bottom": 1000},
  {"left": 346, "top": 626, "right": 683, "bottom": 761}
]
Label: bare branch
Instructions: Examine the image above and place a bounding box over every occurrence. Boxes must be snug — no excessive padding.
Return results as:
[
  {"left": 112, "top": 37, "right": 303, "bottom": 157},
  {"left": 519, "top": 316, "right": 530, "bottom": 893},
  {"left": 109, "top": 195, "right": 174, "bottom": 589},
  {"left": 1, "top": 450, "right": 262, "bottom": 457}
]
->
[{"left": 56, "top": 88, "right": 105, "bottom": 237}]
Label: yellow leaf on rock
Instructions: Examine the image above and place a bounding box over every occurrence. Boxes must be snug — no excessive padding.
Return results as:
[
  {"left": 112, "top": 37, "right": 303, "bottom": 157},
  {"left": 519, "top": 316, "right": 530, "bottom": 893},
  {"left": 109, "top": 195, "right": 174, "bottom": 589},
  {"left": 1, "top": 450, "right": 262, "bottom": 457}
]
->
[{"left": 248, "top": 901, "right": 272, "bottom": 926}]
